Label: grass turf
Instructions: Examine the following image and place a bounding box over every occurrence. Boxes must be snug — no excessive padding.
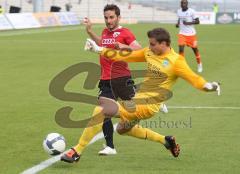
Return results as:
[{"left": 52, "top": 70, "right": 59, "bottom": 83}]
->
[{"left": 0, "top": 24, "right": 240, "bottom": 174}]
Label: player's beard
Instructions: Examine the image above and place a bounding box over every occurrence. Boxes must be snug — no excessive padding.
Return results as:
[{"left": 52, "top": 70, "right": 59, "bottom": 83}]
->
[{"left": 107, "top": 21, "right": 119, "bottom": 31}]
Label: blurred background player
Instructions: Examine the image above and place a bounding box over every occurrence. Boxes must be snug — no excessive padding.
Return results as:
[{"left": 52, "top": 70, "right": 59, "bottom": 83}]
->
[
  {"left": 0, "top": 5, "right": 4, "bottom": 14},
  {"left": 83, "top": 4, "right": 141, "bottom": 155},
  {"left": 176, "top": 0, "right": 203, "bottom": 73},
  {"left": 213, "top": 2, "right": 219, "bottom": 14}
]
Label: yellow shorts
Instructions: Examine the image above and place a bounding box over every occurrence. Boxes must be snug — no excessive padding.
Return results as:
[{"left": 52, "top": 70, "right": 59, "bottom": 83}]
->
[{"left": 117, "top": 93, "right": 161, "bottom": 122}]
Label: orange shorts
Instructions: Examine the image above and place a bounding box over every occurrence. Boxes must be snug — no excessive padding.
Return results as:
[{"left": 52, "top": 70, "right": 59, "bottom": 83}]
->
[{"left": 178, "top": 34, "right": 198, "bottom": 48}]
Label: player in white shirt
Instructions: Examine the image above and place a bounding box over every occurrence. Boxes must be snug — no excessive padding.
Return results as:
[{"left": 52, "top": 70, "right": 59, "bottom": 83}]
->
[{"left": 176, "top": 0, "right": 203, "bottom": 73}]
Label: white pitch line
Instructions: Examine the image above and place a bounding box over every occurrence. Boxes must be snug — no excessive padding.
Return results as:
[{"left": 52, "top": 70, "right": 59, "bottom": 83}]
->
[
  {"left": 169, "top": 106, "right": 240, "bottom": 109},
  {"left": 199, "top": 41, "right": 240, "bottom": 45},
  {"left": 20, "top": 124, "right": 117, "bottom": 174}
]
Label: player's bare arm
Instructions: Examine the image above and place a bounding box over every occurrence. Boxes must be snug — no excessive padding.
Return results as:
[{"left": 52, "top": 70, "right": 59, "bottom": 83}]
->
[
  {"left": 83, "top": 17, "right": 101, "bottom": 45},
  {"left": 176, "top": 18, "right": 180, "bottom": 28}
]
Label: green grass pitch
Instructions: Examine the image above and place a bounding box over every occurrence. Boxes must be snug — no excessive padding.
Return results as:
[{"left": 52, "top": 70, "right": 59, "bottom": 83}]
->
[{"left": 0, "top": 24, "right": 240, "bottom": 174}]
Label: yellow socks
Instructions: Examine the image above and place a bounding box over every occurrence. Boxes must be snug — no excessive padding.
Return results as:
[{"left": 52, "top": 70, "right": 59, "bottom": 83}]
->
[
  {"left": 74, "top": 106, "right": 104, "bottom": 154},
  {"left": 124, "top": 124, "right": 166, "bottom": 144}
]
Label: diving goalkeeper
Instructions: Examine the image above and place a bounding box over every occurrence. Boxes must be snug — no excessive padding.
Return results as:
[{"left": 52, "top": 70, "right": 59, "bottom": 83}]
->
[{"left": 61, "top": 28, "right": 220, "bottom": 163}]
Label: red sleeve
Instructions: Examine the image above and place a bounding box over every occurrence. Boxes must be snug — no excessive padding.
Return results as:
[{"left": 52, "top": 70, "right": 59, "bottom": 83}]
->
[{"left": 123, "top": 28, "right": 136, "bottom": 45}]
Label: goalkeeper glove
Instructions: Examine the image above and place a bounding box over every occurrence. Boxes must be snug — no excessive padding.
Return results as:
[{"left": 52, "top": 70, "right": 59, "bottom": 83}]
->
[
  {"left": 84, "top": 38, "right": 103, "bottom": 53},
  {"left": 203, "top": 82, "right": 221, "bottom": 96}
]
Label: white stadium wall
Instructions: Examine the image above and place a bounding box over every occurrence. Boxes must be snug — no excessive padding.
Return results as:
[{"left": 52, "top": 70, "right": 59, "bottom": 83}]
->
[
  {"left": 0, "top": 12, "right": 80, "bottom": 30},
  {"left": 0, "top": 10, "right": 216, "bottom": 31}
]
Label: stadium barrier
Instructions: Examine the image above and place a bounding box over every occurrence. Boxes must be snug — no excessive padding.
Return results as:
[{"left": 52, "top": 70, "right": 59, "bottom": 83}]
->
[
  {"left": 33, "top": 13, "right": 62, "bottom": 27},
  {"left": 195, "top": 12, "right": 216, "bottom": 25},
  {"left": 6, "top": 13, "right": 41, "bottom": 29},
  {"left": 0, "top": 14, "right": 14, "bottom": 30},
  {"left": 0, "top": 11, "right": 222, "bottom": 31},
  {"left": 0, "top": 12, "right": 80, "bottom": 30},
  {"left": 216, "top": 12, "right": 240, "bottom": 24}
]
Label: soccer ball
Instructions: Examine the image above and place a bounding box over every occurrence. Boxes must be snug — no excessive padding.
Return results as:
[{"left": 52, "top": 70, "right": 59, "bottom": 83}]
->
[{"left": 43, "top": 133, "right": 66, "bottom": 155}]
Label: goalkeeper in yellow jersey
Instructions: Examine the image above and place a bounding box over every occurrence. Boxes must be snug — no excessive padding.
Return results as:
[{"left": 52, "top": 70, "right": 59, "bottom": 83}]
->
[{"left": 61, "top": 28, "right": 220, "bottom": 163}]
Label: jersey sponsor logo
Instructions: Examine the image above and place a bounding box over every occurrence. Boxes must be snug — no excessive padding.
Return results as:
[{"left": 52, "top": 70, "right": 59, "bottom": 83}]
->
[
  {"left": 113, "top": 32, "right": 120, "bottom": 38},
  {"left": 162, "top": 59, "right": 170, "bottom": 67},
  {"left": 102, "top": 38, "right": 116, "bottom": 45}
]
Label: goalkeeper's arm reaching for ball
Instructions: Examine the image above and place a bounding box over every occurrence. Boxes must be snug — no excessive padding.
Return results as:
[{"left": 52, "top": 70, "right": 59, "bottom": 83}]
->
[{"left": 84, "top": 37, "right": 220, "bottom": 95}]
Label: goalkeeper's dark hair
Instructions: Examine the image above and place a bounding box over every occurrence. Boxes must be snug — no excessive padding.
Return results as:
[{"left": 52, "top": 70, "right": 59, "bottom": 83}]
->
[
  {"left": 104, "top": 4, "right": 120, "bottom": 16},
  {"left": 147, "top": 28, "right": 171, "bottom": 46}
]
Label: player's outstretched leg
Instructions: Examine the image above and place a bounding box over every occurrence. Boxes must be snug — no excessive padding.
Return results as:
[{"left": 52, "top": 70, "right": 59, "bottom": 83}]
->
[
  {"left": 117, "top": 123, "right": 180, "bottom": 157},
  {"left": 164, "top": 136, "right": 180, "bottom": 157},
  {"left": 61, "top": 106, "right": 105, "bottom": 163},
  {"left": 61, "top": 148, "right": 81, "bottom": 163}
]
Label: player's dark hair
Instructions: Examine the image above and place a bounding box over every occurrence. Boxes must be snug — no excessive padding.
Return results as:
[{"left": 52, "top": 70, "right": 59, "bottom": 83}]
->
[
  {"left": 104, "top": 4, "right": 120, "bottom": 16},
  {"left": 147, "top": 28, "right": 171, "bottom": 46}
]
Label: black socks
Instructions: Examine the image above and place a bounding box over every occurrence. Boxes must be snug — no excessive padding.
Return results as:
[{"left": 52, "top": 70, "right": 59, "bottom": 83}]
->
[{"left": 102, "top": 117, "right": 114, "bottom": 149}]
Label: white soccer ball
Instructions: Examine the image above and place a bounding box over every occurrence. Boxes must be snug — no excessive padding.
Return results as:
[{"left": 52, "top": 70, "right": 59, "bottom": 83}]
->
[{"left": 43, "top": 133, "right": 66, "bottom": 155}]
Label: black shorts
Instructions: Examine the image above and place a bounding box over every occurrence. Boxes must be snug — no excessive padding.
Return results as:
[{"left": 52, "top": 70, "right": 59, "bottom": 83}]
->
[{"left": 98, "top": 76, "right": 135, "bottom": 101}]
